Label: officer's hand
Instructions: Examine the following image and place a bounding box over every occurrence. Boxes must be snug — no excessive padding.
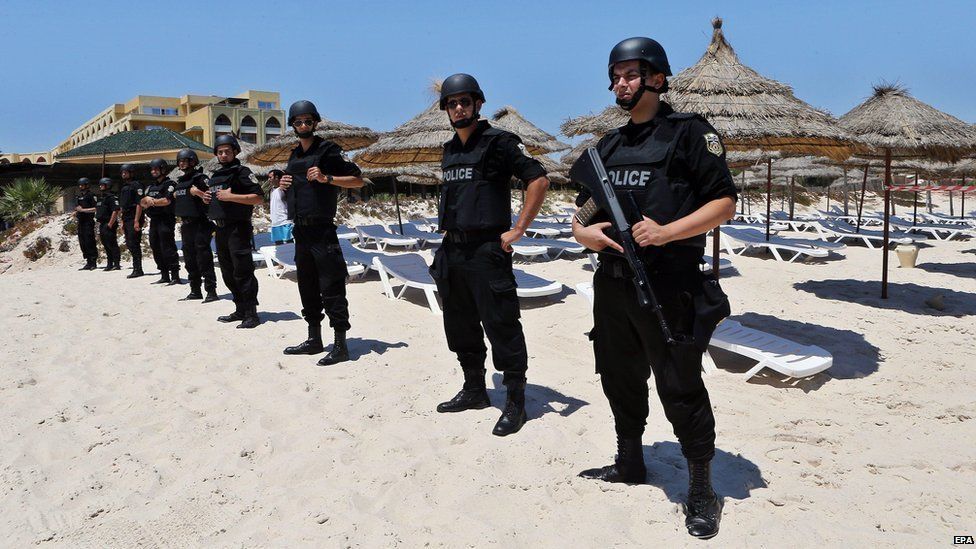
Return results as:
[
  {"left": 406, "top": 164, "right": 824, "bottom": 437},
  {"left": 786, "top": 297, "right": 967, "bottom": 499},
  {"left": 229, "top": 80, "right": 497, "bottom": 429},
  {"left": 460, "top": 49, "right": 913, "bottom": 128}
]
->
[
  {"left": 574, "top": 221, "right": 623, "bottom": 253},
  {"left": 134, "top": 222, "right": 141, "bottom": 231},
  {"left": 307, "top": 167, "right": 324, "bottom": 183},
  {"left": 279, "top": 174, "right": 292, "bottom": 190},
  {"left": 215, "top": 188, "right": 233, "bottom": 202},
  {"left": 500, "top": 227, "right": 524, "bottom": 252},
  {"left": 201, "top": 191, "right": 212, "bottom": 204},
  {"left": 632, "top": 216, "right": 671, "bottom": 247}
]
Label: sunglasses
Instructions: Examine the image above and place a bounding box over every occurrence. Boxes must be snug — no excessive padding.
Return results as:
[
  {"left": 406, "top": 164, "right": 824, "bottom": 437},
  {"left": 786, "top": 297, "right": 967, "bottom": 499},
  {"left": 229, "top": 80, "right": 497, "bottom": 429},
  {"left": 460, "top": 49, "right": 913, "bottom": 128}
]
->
[
  {"left": 293, "top": 119, "right": 316, "bottom": 128},
  {"left": 445, "top": 97, "right": 473, "bottom": 109}
]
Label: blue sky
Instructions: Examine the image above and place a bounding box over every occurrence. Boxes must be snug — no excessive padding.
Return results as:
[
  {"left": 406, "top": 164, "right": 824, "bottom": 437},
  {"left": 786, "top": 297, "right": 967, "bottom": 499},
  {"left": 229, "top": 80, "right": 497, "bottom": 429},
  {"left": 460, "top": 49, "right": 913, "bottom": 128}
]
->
[{"left": 1, "top": 0, "right": 974, "bottom": 153}]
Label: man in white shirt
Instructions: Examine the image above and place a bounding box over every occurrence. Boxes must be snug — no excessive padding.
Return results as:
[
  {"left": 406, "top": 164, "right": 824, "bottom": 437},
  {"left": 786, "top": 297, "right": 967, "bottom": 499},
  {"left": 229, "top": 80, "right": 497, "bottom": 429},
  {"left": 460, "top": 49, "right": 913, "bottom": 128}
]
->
[{"left": 268, "top": 169, "right": 293, "bottom": 244}]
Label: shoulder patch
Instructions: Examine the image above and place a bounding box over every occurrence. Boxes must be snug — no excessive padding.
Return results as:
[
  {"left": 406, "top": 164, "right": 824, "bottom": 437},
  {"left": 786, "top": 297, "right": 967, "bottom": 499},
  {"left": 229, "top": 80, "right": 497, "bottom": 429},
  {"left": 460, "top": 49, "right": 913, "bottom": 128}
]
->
[
  {"left": 516, "top": 142, "right": 533, "bottom": 158},
  {"left": 136, "top": 188, "right": 144, "bottom": 195},
  {"left": 704, "top": 133, "right": 724, "bottom": 156},
  {"left": 166, "top": 185, "right": 175, "bottom": 193}
]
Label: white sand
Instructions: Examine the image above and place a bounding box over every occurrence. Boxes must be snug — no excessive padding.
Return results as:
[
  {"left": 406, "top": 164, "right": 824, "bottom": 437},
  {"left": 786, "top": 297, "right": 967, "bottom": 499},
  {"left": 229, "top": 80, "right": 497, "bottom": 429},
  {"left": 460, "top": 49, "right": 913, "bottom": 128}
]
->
[{"left": 1, "top": 200, "right": 974, "bottom": 547}]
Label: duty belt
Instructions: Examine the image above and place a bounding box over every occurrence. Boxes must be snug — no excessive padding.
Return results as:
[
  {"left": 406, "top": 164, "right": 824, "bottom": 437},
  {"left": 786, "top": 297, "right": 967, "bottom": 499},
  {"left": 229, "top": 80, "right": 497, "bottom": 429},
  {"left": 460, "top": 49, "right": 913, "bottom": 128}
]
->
[
  {"left": 443, "top": 229, "right": 502, "bottom": 244},
  {"left": 294, "top": 215, "right": 331, "bottom": 226}
]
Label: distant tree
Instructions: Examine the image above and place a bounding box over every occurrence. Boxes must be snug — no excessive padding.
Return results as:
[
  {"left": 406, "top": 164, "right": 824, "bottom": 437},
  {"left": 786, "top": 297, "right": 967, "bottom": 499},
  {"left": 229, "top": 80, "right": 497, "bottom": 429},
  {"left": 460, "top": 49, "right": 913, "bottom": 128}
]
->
[{"left": 0, "top": 177, "right": 61, "bottom": 221}]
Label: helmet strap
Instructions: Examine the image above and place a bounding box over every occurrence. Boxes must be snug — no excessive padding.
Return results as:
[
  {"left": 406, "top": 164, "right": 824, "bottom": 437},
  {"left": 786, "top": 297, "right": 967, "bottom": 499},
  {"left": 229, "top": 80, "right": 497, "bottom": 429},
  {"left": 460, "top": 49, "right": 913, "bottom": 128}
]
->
[{"left": 449, "top": 108, "right": 480, "bottom": 129}]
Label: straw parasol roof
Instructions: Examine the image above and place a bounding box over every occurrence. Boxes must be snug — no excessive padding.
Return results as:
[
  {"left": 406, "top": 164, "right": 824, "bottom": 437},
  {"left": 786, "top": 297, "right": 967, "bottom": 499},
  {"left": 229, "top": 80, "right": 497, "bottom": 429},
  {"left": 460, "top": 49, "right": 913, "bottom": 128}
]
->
[
  {"left": 242, "top": 118, "right": 379, "bottom": 167},
  {"left": 491, "top": 106, "right": 569, "bottom": 154},
  {"left": 838, "top": 84, "right": 976, "bottom": 163},
  {"left": 561, "top": 18, "right": 858, "bottom": 162}
]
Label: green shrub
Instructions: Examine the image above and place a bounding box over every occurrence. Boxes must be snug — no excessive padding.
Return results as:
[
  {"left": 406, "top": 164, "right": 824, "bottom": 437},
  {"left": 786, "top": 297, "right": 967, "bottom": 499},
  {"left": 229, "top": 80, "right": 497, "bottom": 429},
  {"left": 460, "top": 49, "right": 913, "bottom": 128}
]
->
[{"left": 0, "top": 178, "right": 61, "bottom": 222}]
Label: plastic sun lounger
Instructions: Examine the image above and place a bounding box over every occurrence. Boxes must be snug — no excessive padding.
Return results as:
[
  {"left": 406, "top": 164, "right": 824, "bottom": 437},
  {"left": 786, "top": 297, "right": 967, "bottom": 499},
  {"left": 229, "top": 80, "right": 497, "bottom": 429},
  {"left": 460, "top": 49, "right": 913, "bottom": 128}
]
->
[
  {"left": 373, "top": 254, "right": 562, "bottom": 314},
  {"left": 355, "top": 224, "right": 419, "bottom": 250},
  {"left": 720, "top": 226, "right": 845, "bottom": 262},
  {"left": 768, "top": 211, "right": 815, "bottom": 232},
  {"left": 339, "top": 240, "right": 386, "bottom": 273},
  {"left": 574, "top": 282, "right": 832, "bottom": 380},
  {"left": 260, "top": 243, "right": 366, "bottom": 279},
  {"left": 392, "top": 222, "right": 444, "bottom": 246},
  {"left": 585, "top": 254, "right": 734, "bottom": 273},
  {"left": 889, "top": 216, "right": 973, "bottom": 241},
  {"left": 336, "top": 224, "right": 358, "bottom": 241},
  {"left": 811, "top": 219, "right": 919, "bottom": 249},
  {"left": 922, "top": 212, "right": 976, "bottom": 227},
  {"left": 511, "top": 237, "right": 586, "bottom": 260}
]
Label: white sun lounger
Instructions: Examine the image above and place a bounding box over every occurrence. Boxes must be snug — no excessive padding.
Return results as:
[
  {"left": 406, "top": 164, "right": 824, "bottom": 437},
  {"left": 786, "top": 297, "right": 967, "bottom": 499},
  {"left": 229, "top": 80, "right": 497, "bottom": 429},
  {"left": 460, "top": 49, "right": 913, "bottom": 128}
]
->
[
  {"left": 338, "top": 240, "right": 386, "bottom": 276},
  {"left": 889, "top": 216, "right": 973, "bottom": 241},
  {"left": 355, "top": 224, "right": 420, "bottom": 250},
  {"left": 922, "top": 212, "right": 975, "bottom": 227},
  {"left": 336, "top": 224, "right": 358, "bottom": 241},
  {"left": 585, "top": 253, "right": 733, "bottom": 273},
  {"left": 392, "top": 222, "right": 443, "bottom": 246},
  {"left": 575, "top": 282, "right": 832, "bottom": 380},
  {"left": 373, "top": 254, "right": 562, "bottom": 314},
  {"left": 768, "top": 211, "right": 816, "bottom": 232},
  {"left": 721, "top": 226, "right": 845, "bottom": 262},
  {"left": 259, "top": 244, "right": 366, "bottom": 279},
  {"left": 511, "top": 238, "right": 586, "bottom": 260},
  {"left": 810, "top": 219, "right": 920, "bottom": 249}
]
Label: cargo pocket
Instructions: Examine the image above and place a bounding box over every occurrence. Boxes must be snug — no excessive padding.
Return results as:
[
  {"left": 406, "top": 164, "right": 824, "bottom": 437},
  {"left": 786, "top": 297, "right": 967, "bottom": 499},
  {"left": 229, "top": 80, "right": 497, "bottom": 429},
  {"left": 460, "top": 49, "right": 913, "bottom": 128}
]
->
[{"left": 488, "top": 276, "right": 520, "bottom": 321}]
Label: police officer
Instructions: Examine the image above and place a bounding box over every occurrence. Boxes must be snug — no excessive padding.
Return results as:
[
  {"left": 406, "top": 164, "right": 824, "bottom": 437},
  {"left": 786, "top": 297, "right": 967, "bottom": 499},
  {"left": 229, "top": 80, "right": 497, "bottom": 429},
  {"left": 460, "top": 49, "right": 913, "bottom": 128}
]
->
[
  {"left": 73, "top": 177, "right": 99, "bottom": 270},
  {"left": 141, "top": 158, "right": 181, "bottom": 285},
  {"left": 571, "top": 38, "right": 737, "bottom": 539},
  {"left": 173, "top": 149, "right": 219, "bottom": 302},
  {"left": 431, "top": 74, "right": 550, "bottom": 437},
  {"left": 94, "top": 177, "right": 121, "bottom": 271},
  {"left": 278, "top": 100, "right": 365, "bottom": 365},
  {"left": 118, "top": 163, "right": 146, "bottom": 278},
  {"left": 203, "top": 135, "right": 263, "bottom": 329}
]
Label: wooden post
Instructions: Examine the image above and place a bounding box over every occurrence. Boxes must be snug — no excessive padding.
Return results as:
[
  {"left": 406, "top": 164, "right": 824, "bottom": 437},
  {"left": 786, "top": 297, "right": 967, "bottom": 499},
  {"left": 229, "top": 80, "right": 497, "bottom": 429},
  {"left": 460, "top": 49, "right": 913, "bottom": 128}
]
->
[
  {"left": 912, "top": 170, "right": 919, "bottom": 225},
  {"left": 856, "top": 164, "right": 869, "bottom": 233},
  {"left": 765, "top": 159, "right": 772, "bottom": 241},
  {"left": 392, "top": 177, "right": 403, "bottom": 234},
  {"left": 881, "top": 149, "right": 891, "bottom": 299},
  {"left": 789, "top": 175, "right": 795, "bottom": 220}
]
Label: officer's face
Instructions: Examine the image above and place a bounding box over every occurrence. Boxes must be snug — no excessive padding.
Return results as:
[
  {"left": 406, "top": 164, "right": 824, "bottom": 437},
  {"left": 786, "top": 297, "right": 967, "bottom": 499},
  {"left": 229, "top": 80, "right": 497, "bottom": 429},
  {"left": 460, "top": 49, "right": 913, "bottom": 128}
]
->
[
  {"left": 292, "top": 115, "right": 316, "bottom": 132},
  {"left": 445, "top": 93, "right": 480, "bottom": 124},
  {"left": 121, "top": 170, "right": 131, "bottom": 181},
  {"left": 150, "top": 167, "right": 161, "bottom": 178},
  {"left": 216, "top": 145, "right": 236, "bottom": 163},
  {"left": 611, "top": 60, "right": 665, "bottom": 102},
  {"left": 177, "top": 158, "right": 195, "bottom": 171}
]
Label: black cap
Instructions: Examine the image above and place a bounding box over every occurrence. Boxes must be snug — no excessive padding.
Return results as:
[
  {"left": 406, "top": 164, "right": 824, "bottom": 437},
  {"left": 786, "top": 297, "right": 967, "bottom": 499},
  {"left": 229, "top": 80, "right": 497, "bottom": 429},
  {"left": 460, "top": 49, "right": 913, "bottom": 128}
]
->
[
  {"left": 149, "top": 158, "right": 169, "bottom": 171},
  {"left": 288, "top": 100, "right": 322, "bottom": 126},
  {"left": 213, "top": 134, "right": 241, "bottom": 155},
  {"left": 120, "top": 163, "right": 135, "bottom": 174},
  {"left": 77, "top": 177, "right": 91, "bottom": 186},
  {"left": 608, "top": 37, "right": 672, "bottom": 77},
  {"left": 98, "top": 177, "right": 112, "bottom": 187},
  {"left": 176, "top": 148, "right": 199, "bottom": 164},
  {"left": 268, "top": 169, "right": 284, "bottom": 177},
  {"left": 439, "top": 73, "right": 485, "bottom": 110}
]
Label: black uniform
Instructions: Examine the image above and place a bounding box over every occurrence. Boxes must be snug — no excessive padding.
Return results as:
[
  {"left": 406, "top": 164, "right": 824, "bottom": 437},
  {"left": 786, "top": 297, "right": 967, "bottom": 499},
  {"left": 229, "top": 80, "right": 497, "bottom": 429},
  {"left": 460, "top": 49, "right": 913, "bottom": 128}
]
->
[
  {"left": 208, "top": 160, "right": 262, "bottom": 313},
  {"left": 95, "top": 191, "right": 121, "bottom": 267},
  {"left": 285, "top": 136, "right": 362, "bottom": 331},
  {"left": 75, "top": 189, "right": 98, "bottom": 264},
  {"left": 144, "top": 179, "right": 180, "bottom": 275},
  {"left": 431, "top": 120, "right": 547, "bottom": 387},
  {"left": 118, "top": 179, "right": 146, "bottom": 271},
  {"left": 173, "top": 169, "right": 217, "bottom": 294},
  {"left": 576, "top": 102, "right": 737, "bottom": 462}
]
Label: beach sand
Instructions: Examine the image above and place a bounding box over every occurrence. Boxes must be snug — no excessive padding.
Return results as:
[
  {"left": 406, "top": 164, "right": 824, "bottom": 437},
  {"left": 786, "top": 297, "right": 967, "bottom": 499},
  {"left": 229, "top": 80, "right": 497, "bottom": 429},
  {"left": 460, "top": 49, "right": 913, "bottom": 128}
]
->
[{"left": 0, "top": 203, "right": 973, "bottom": 547}]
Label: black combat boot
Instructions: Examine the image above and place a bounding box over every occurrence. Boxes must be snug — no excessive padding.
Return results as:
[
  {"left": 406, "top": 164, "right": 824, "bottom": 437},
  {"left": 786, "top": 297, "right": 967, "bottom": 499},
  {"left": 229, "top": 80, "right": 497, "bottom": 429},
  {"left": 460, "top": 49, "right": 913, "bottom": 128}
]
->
[
  {"left": 684, "top": 459, "right": 722, "bottom": 539},
  {"left": 202, "top": 287, "right": 219, "bottom": 303},
  {"left": 217, "top": 306, "right": 244, "bottom": 323},
  {"left": 127, "top": 261, "right": 144, "bottom": 278},
  {"left": 110, "top": 262, "right": 122, "bottom": 271},
  {"left": 284, "top": 325, "right": 324, "bottom": 355},
  {"left": 183, "top": 284, "right": 203, "bottom": 300},
  {"left": 153, "top": 270, "right": 171, "bottom": 284},
  {"left": 167, "top": 268, "right": 182, "bottom": 285},
  {"left": 237, "top": 306, "right": 260, "bottom": 329},
  {"left": 579, "top": 436, "right": 647, "bottom": 484},
  {"left": 80, "top": 260, "right": 96, "bottom": 271},
  {"left": 436, "top": 368, "right": 490, "bottom": 412},
  {"left": 317, "top": 330, "right": 350, "bottom": 365},
  {"left": 492, "top": 381, "right": 526, "bottom": 436}
]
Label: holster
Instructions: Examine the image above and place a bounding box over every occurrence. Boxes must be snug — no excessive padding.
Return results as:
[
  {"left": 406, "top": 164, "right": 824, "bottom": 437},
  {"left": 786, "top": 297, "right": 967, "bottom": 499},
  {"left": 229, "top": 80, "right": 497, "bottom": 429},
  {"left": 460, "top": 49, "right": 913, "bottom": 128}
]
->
[{"left": 692, "top": 275, "right": 731, "bottom": 353}]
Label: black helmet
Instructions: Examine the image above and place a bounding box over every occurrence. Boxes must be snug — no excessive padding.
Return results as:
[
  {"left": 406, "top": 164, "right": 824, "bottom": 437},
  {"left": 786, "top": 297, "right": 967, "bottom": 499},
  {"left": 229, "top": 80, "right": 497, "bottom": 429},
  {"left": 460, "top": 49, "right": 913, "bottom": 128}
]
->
[
  {"left": 120, "top": 163, "right": 135, "bottom": 175},
  {"left": 176, "top": 148, "right": 199, "bottom": 165},
  {"left": 439, "top": 73, "right": 485, "bottom": 110},
  {"left": 608, "top": 37, "right": 672, "bottom": 77},
  {"left": 98, "top": 177, "right": 112, "bottom": 187},
  {"left": 77, "top": 177, "right": 91, "bottom": 187},
  {"left": 149, "top": 158, "right": 169, "bottom": 171},
  {"left": 287, "top": 100, "right": 322, "bottom": 126},
  {"left": 213, "top": 134, "right": 241, "bottom": 155}
]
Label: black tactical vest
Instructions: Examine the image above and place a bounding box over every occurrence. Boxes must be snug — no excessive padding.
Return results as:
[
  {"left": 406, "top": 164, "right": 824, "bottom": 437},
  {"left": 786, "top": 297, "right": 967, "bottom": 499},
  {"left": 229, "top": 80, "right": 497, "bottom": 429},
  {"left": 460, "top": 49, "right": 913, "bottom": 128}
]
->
[
  {"left": 600, "top": 113, "right": 703, "bottom": 248},
  {"left": 285, "top": 139, "right": 339, "bottom": 223},
  {"left": 207, "top": 162, "right": 254, "bottom": 222},
  {"left": 144, "top": 179, "right": 176, "bottom": 218},
  {"left": 95, "top": 193, "right": 117, "bottom": 223},
  {"left": 173, "top": 171, "right": 209, "bottom": 218},
  {"left": 76, "top": 191, "right": 96, "bottom": 222},
  {"left": 438, "top": 127, "right": 510, "bottom": 232},
  {"left": 118, "top": 181, "right": 144, "bottom": 218}
]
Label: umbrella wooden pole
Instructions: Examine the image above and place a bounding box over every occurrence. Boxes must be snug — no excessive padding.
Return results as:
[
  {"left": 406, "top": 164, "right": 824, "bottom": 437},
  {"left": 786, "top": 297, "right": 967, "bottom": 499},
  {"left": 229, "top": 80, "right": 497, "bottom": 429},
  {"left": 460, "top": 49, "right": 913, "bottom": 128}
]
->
[
  {"left": 856, "top": 164, "right": 869, "bottom": 233},
  {"left": 739, "top": 171, "right": 745, "bottom": 215},
  {"left": 393, "top": 177, "right": 403, "bottom": 234},
  {"left": 789, "top": 175, "right": 795, "bottom": 220},
  {"left": 843, "top": 168, "right": 850, "bottom": 215},
  {"left": 826, "top": 186, "right": 830, "bottom": 212},
  {"left": 962, "top": 176, "right": 967, "bottom": 219},
  {"left": 765, "top": 159, "right": 772, "bottom": 241},
  {"left": 912, "top": 170, "right": 919, "bottom": 225},
  {"left": 949, "top": 189, "right": 955, "bottom": 217},
  {"left": 881, "top": 149, "right": 891, "bottom": 300}
]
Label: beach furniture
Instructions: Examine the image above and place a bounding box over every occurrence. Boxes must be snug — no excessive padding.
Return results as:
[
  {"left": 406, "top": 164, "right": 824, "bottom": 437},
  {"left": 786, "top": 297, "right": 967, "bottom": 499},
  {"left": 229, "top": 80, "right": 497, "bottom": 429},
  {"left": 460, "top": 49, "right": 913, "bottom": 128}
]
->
[
  {"left": 355, "top": 224, "right": 420, "bottom": 250},
  {"left": 339, "top": 239, "right": 386, "bottom": 274},
  {"left": 810, "top": 219, "right": 920, "bottom": 248},
  {"left": 575, "top": 282, "right": 833, "bottom": 380},
  {"left": 260, "top": 243, "right": 366, "bottom": 279},
  {"left": 336, "top": 224, "right": 358, "bottom": 241},
  {"left": 720, "top": 226, "right": 845, "bottom": 262},
  {"left": 889, "top": 216, "right": 973, "bottom": 241},
  {"left": 511, "top": 237, "right": 586, "bottom": 260},
  {"left": 372, "top": 254, "right": 562, "bottom": 314},
  {"left": 585, "top": 253, "right": 733, "bottom": 273},
  {"left": 391, "top": 222, "right": 443, "bottom": 247}
]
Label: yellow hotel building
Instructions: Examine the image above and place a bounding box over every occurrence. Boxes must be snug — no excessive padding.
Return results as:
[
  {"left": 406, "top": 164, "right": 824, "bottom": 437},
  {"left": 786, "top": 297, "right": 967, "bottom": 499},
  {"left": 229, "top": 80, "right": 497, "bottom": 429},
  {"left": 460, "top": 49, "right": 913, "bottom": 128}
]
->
[{"left": 51, "top": 90, "right": 286, "bottom": 156}]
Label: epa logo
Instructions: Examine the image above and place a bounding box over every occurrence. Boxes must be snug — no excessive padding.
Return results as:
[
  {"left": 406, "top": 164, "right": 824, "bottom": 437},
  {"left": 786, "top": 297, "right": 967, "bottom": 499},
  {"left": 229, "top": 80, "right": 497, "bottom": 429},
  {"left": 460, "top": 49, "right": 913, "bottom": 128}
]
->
[{"left": 954, "top": 535, "right": 974, "bottom": 544}]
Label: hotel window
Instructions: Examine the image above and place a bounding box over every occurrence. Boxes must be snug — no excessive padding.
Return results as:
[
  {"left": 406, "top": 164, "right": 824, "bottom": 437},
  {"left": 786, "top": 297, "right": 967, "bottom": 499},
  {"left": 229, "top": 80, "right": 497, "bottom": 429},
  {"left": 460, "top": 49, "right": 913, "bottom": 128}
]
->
[
  {"left": 142, "top": 107, "right": 178, "bottom": 116},
  {"left": 265, "top": 116, "right": 282, "bottom": 136},
  {"left": 258, "top": 101, "right": 275, "bottom": 110}
]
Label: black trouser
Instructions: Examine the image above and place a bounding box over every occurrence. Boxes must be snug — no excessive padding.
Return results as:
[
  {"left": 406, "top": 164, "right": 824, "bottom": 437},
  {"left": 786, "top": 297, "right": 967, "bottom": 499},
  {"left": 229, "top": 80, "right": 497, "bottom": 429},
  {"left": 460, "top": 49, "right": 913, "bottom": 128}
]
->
[
  {"left": 77, "top": 217, "right": 97, "bottom": 263},
  {"left": 148, "top": 214, "right": 179, "bottom": 272},
  {"left": 97, "top": 221, "right": 120, "bottom": 266},
  {"left": 122, "top": 215, "right": 142, "bottom": 269},
  {"left": 591, "top": 262, "right": 715, "bottom": 462},
  {"left": 293, "top": 223, "right": 350, "bottom": 331},
  {"left": 214, "top": 219, "right": 258, "bottom": 310},
  {"left": 180, "top": 217, "right": 217, "bottom": 291},
  {"left": 431, "top": 240, "right": 527, "bottom": 386}
]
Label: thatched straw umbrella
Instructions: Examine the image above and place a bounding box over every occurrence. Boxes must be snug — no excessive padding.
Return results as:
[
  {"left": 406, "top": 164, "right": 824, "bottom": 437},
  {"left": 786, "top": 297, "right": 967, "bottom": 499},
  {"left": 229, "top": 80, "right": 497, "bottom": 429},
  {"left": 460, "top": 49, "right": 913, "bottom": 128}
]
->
[
  {"left": 242, "top": 118, "right": 379, "bottom": 167},
  {"left": 839, "top": 84, "right": 976, "bottom": 298},
  {"left": 492, "top": 106, "right": 569, "bottom": 155}
]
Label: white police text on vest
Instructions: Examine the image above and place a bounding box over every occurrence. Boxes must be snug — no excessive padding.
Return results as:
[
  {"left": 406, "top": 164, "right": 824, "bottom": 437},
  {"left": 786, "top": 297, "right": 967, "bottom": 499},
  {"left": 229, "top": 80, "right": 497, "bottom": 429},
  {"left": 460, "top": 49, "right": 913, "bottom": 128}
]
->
[
  {"left": 443, "top": 167, "right": 474, "bottom": 182},
  {"left": 609, "top": 170, "right": 651, "bottom": 187}
]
